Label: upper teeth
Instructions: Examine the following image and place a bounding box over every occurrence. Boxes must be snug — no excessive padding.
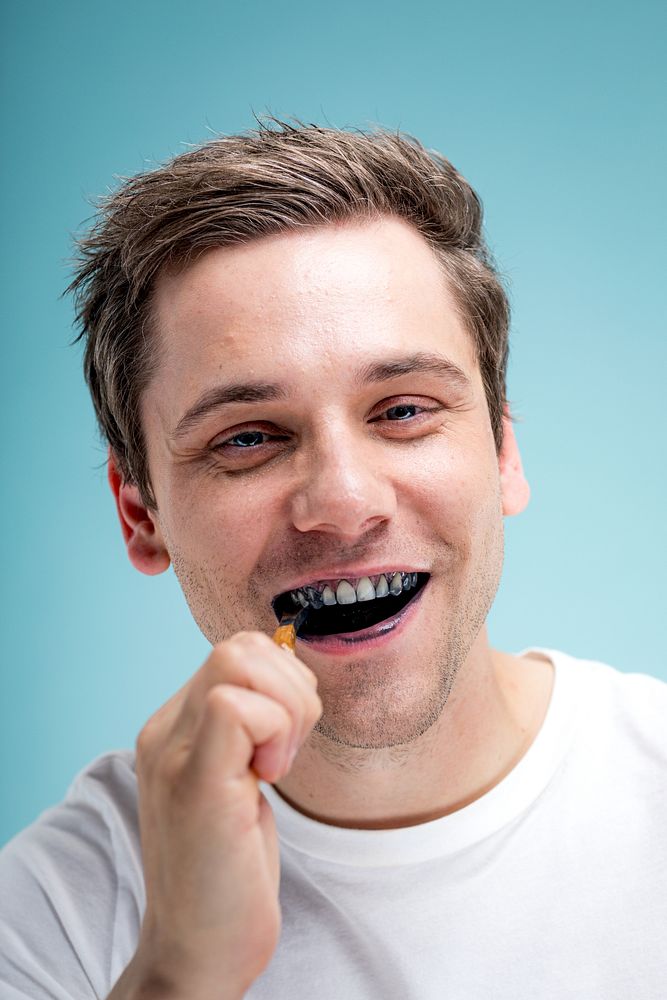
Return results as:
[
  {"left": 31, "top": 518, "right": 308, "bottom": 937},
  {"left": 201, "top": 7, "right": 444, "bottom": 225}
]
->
[{"left": 290, "top": 572, "right": 419, "bottom": 609}]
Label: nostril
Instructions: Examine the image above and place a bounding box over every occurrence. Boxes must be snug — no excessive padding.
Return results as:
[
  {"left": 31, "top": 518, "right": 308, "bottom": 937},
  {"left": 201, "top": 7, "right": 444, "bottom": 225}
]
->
[
  {"left": 289, "top": 469, "right": 396, "bottom": 538},
  {"left": 293, "top": 516, "right": 386, "bottom": 541}
]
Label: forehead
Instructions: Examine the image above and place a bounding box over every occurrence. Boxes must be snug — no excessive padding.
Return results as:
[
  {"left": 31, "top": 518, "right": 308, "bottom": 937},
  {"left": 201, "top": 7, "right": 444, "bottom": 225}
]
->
[{"left": 149, "top": 217, "right": 477, "bottom": 403}]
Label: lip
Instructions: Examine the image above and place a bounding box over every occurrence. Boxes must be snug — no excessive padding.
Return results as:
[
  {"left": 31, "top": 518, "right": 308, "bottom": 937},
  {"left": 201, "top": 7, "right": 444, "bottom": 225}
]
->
[
  {"left": 296, "top": 576, "right": 429, "bottom": 656},
  {"left": 272, "top": 564, "right": 429, "bottom": 599}
]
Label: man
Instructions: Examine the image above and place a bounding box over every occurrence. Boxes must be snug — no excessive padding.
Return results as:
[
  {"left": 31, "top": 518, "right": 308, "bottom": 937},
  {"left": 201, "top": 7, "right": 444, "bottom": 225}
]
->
[{"left": 1, "top": 121, "right": 665, "bottom": 999}]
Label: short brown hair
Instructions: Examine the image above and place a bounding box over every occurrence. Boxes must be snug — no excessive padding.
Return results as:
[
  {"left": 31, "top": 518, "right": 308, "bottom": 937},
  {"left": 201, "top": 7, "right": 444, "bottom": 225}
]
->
[{"left": 68, "top": 119, "right": 510, "bottom": 509}]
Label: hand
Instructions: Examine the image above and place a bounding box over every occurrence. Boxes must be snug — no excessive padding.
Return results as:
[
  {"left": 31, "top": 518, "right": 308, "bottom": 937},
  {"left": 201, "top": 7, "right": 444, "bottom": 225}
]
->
[{"left": 111, "top": 632, "right": 321, "bottom": 999}]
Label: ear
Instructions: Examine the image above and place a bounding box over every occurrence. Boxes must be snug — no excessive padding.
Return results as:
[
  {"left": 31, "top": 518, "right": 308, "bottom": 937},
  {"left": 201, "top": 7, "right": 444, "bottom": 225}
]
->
[
  {"left": 498, "top": 406, "right": 531, "bottom": 517},
  {"left": 107, "top": 450, "right": 171, "bottom": 575}
]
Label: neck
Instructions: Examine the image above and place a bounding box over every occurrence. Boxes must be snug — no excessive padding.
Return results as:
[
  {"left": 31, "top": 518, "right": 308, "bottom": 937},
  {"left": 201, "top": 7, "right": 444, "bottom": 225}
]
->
[{"left": 275, "top": 635, "right": 554, "bottom": 829}]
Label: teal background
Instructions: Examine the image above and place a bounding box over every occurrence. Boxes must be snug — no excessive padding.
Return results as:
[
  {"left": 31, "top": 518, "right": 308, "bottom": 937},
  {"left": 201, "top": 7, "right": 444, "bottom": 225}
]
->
[{"left": 1, "top": 0, "right": 665, "bottom": 847}]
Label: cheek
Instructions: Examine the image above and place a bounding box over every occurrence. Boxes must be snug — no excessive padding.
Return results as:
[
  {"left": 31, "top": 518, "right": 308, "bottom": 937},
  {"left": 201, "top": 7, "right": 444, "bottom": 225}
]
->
[
  {"left": 401, "top": 441, "right": 500, "bottom": 538},
  {"left": 159, "top": 472, "right": 273, "bottom": 577}
]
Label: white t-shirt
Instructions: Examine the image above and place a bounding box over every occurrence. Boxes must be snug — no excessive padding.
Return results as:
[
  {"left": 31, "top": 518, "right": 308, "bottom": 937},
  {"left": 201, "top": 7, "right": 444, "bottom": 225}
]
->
[{"left": 1, "top": 649, "right": 666, "bottom": 999}]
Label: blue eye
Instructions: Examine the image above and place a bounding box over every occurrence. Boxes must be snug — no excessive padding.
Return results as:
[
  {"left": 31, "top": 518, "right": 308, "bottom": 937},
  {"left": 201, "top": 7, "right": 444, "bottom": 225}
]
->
[
  {"left": 228, "top": 430, "right": 266, "bottom": 448},
  {"left": 385, "top": 404, "right": 418, "bottom": 420}
]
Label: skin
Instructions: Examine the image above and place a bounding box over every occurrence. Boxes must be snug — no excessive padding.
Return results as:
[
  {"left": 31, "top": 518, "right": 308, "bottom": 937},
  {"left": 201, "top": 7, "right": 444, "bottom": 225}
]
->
[{"left": 108, "top": 216, "right": 554, "bottom": 994}]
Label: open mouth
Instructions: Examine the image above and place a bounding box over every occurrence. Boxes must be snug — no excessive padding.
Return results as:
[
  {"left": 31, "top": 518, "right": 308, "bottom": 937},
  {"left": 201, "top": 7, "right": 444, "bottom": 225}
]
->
[{"left": 272, "top": 572, "right": 430, "bottom": 639}]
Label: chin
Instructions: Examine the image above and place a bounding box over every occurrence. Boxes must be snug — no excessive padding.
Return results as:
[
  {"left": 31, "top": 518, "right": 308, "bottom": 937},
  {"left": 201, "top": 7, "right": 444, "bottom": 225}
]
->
[{"left": 312, "top": 661, "right": 454, "bottom": 752}]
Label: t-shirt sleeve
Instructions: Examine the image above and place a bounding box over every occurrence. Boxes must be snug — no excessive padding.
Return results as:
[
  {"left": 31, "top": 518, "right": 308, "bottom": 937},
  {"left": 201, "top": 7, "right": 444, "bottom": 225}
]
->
[{"left": 0, "top": 752, "right": 144, "bottom": 999}]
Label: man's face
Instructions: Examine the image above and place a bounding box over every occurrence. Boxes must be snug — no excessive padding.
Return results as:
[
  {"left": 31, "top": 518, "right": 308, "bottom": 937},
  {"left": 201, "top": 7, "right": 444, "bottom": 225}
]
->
[{"left": 129, "top": 217, "right": 528, "bottom": 749}]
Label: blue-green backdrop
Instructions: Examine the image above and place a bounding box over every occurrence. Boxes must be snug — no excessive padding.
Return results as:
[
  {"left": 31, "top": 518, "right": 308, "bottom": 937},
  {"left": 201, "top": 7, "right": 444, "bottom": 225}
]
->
[{"left": 1, "top": 0, "right": 665, "bottom": 846}]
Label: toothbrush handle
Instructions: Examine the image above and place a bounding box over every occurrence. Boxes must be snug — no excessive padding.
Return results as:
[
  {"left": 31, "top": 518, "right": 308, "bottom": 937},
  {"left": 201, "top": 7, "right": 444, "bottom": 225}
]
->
[{"left": 272, "top": 622, "right": 297, "bottom": 652}]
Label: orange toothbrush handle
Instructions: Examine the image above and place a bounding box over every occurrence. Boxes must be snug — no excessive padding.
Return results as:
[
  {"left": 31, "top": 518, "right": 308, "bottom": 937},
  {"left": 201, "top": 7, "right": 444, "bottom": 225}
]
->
[{"left": 272, "top": 622, "right": 297, "bottom": 652}]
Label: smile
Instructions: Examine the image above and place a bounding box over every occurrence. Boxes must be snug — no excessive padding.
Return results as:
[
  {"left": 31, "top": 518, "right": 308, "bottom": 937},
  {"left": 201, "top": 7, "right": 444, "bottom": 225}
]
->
[{"left": 272, "top": 572, "right": 430, "bottom": 638}]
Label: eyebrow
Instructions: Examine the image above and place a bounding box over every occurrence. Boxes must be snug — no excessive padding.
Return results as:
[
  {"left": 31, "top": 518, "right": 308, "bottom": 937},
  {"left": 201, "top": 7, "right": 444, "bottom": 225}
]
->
[
  {"left": 173, "top": 382, "right": 288, "bottom": 439},
  {"left": 355, "top": 351, "right": 472, "bottom": 392},
  {"left": 172, "top": 350, "right": 471, "bottom": 440}
]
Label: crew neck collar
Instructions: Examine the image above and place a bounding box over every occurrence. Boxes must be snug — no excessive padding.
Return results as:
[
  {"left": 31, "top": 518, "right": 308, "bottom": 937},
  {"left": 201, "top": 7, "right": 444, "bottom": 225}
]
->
[{"left": 262, "top": 648, "right": 582, "bottom": 867}]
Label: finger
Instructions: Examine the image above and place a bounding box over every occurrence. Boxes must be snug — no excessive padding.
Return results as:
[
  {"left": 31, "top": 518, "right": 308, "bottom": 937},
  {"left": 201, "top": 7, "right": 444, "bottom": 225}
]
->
[
  {"left": 186, "top": 684, "right": 294, "bottom": 787},
  {"left": 135, "top": 678, "right": 195, "bottom": 775},
  {"left": 176, "top": 632, "right": 315, "bottom": 743},
  {"left": 289, "top": 649, "right": 319, "bottom": 688},
  {"left": 273, "top": 644, "right": 320, "bottom": 699},
  {"left": 271, "top": 646, "right": 323, "bottom": 747}
]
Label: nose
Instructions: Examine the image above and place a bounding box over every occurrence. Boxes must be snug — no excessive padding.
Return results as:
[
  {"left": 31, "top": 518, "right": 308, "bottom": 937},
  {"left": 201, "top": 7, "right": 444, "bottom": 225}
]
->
[{"left": 289, "top": 429, "right": 397, "bottom": 541}]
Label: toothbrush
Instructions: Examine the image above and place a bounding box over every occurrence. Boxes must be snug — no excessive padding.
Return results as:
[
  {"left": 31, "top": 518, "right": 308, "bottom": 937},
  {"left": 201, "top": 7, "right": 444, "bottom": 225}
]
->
[{"left": 271, "top": 606, "right": 309, "bottom": 652}]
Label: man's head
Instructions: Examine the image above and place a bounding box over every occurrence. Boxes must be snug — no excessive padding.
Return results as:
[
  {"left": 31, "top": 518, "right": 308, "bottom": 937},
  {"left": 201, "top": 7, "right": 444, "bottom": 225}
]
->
[
  {"left": 69, "top": 120, "right": 511, "bottom": 512},
  {"left": 69, "top": 121, "right": 529, "bottom": 749}
]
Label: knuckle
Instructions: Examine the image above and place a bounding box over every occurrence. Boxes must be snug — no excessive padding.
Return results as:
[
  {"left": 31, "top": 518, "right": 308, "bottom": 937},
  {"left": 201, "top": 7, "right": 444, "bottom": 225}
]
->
[
  {"left": 136, "top": 725, "right": 182, "bottom": 793},
  {"left": 232, "top": 630, "right": 271, "bottom": 648},
  {"left": 308, "top": 693, "right": 324, "bottom": 725},
  {"left": 269, "top": 698, "right": 291, "bottom": 734},
  {"left": 156, "top": 750, "right": 184, "bottom": 789},
  {"left": 292, "top": 656, "right": 318, "bottom": 685},
  {"left": 135, "top": 726, "right": 150, "bottom": 758},
  {"left": 208, "top": 640, "right": 235, "bottom": 670},
  {"left": 209, "top": 631, "right": 271, "bottom": 670},
  {"left": 135, "top": 715, "right": 158, "bottom": 759},
  {"left": 206, "top": 644, "right": 244, "bottom": 685},
  {"left": 204, "top": 683, "right": 241, "bottom": 721},
  {"left": 291, "top": 703, "right": 305, "bottom": 739}
]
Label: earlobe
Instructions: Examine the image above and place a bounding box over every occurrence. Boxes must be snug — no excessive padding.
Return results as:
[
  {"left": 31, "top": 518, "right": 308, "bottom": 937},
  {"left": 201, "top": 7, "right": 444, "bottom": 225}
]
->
[
  {"left": 107, "top": 451, "right": 171, "bottom": 576},
  {"left": 498, "top": 408, "right": 531, "bottom": 517}
]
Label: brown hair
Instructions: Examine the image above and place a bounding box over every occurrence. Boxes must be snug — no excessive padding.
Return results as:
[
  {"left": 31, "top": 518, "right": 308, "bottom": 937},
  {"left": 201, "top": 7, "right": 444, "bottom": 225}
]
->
[{"left": 68, "top": 119, "right": 510, "bottom": 509}]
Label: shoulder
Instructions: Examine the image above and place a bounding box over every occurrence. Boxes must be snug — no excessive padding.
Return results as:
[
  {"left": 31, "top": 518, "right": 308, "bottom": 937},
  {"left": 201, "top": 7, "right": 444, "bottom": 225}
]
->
[
  {"left": 525, "top": 645, "right": 667, "bottom": 702},
  {"left": 0, "top": 748, "right": 142, "bottom": 898},
  {"left": 534, "top": 647, "right": 667, "bottom": 763},
  {"left": 3, "top": 746, "right": 137, "bottom": 845},
  {"left": 0, "top": 750, "right": 142, "bottom": 997},
  {"left": 556, "top": 648, "right": 667, "bottom": 709},
  {"left": 65, "top": 747, "right": 140, "bottom": 831},
  {"left": 2, "top": 748, "right": 140, "bottom": 866}
]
